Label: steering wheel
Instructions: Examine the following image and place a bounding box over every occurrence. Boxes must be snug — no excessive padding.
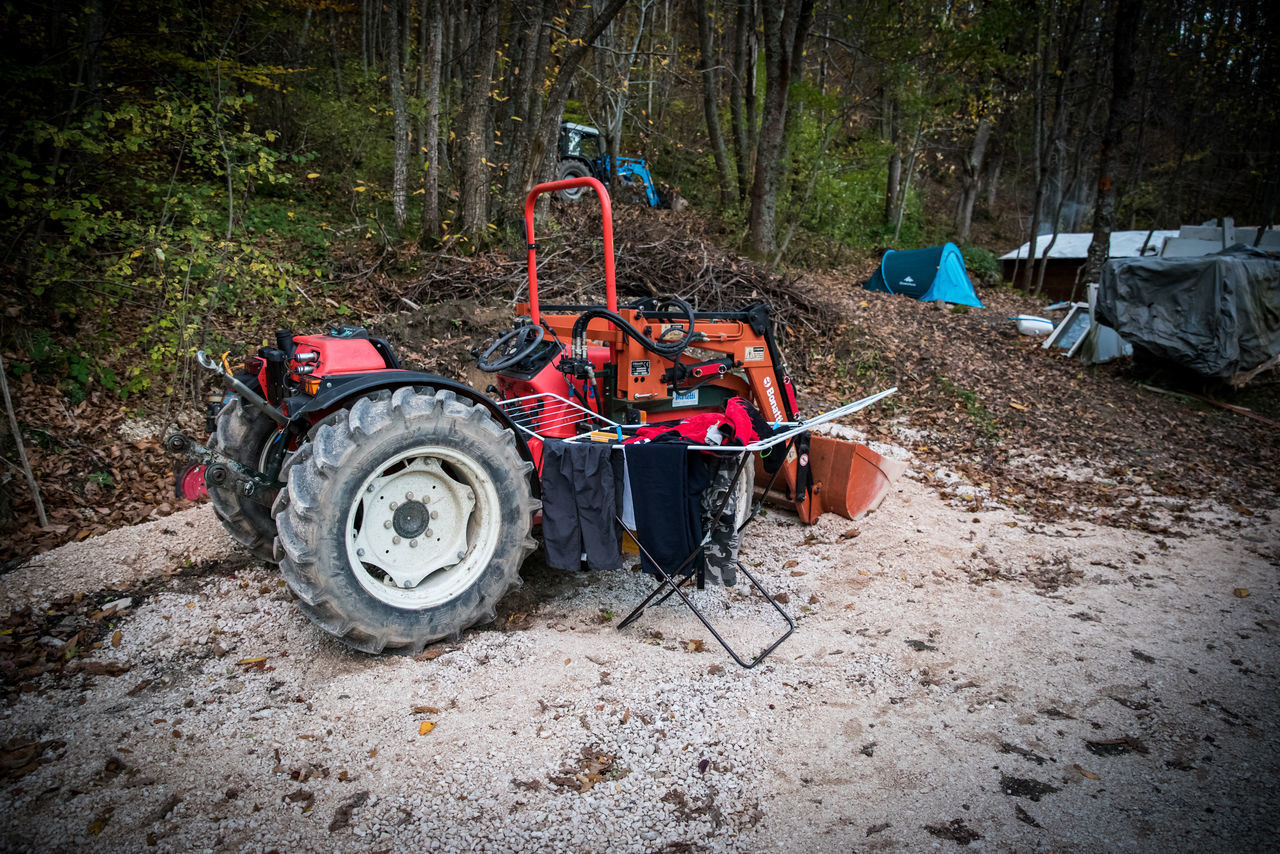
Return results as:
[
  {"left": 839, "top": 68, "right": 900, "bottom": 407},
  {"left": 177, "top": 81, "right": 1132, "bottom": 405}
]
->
[{"left": 476, "top": 324, "right": 546, "bottom": 372}]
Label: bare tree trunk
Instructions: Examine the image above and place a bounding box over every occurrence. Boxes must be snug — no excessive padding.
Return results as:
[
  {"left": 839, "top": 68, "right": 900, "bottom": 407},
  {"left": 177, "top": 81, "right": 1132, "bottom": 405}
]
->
[
  {"left": 729, "top": 0, "right": 751, "bottom": 203},
  {"left": 956, "top": 114, "right": 993, "bottom": 242},
  {"left": 329, "top": 9, "right": 345, "bottom": 96},
  {"left": 743, "top": 0, "right": 758, "bottom": 169},
  {"left": 775, "top": 112, "right": 839, "bottom": 264},
  {"left": 885, "top": 150, "right": 901, "bottom": 223},
  {"left": 697, "top": 0, "right": 733, "bottom": 205},
  {"left": 0, "top": 355, "right": 47, "bottom": 529},
  {"left": 387, "top": 0, "right": 410, "bottom": 233},
  {"left": 893, "top": 121, "right": 922, "bottom": 243},
  {"left": 458, "top": 0, "right": 500, "bottom": 239},
  {"left": 522, "top": 0, "right": 630, "bottom": 197},
  {"left": 883, "top": 92, "right": 899, "bottom": 223},
  {"left": 402, "top": 0, "right": 413, "bottom": 72},
  {"left": 747, "top": 0, "right": 813, "bottom": 257},
  {"left": 984, "top": 146, "right": 1002, "bottom": 210},
  {"left": 1083, "top": 0, "right": 1143, "bottom": 284},
  {"left": 503, "top": 0, "right": 554, "bottom": 206},
  {"left": 1021, "top": 17, "right": 1046, "bottom": 292},
  {"left": 420, "top": 0, "right": 443, "bottom": 243},
  {"left": 361, "top": 0, "right": 370, "bottom": 77}
]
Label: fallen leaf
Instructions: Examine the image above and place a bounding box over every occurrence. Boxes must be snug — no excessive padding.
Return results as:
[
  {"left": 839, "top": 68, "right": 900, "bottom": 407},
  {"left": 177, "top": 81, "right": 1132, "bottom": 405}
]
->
[
  {"left": 782, "top": 560, "right": 798, "bottom": 569},
  {"left": 564, "top": 658, "right": 572, "bottom": 665},
  {"left": 236, "top": 656, "right": 268, "bottom": 666},
  {"left": 412, "top": 705, "right": 440, "bottom": 715},
  {"left": 1072, "top": 764, "right": 1100, "bottom": 780},
  {"left": 621, "top": 708, "right": 631, "bottom": 724},
  {"left": 1010, "top": 402, "right": 1028, "bottom": 410},
  {"left": 686, "top": 639, "right": 705, "bottom": 653},
  {"left": 87, "top": 809, "right": 113, "bottom": 835},
  {"left": 1233, "top": 588, "right": 1250, "bottom": 598},
  {"left": 111, "top": 630, "right": 122, "bottom": 648},
  {"left": 418, "top": 721, "right": 435, "bottom": 735},
  {"left": 789, "top": 570, "right": 807, "bottom": 577},
  {"left": 368, "top": 748, "right": 378, "bottom": 758},
  {"left": 840, "top": 528, "right": 861, "bottom": 539},
  {"left": 416, "top": 647, "right": 446, "bottom": 661}
]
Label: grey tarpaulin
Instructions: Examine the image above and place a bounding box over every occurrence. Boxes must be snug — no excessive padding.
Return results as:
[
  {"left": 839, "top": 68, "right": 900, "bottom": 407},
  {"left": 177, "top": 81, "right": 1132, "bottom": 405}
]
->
[{"left": 1095, "top": 245, "right": 1280, "bottom": 379}]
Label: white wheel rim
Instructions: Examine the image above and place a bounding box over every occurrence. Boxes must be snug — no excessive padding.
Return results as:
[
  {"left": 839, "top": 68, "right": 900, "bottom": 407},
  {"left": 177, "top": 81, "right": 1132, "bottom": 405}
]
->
[
  {"left": 258, "top": 429, "right": 292, "bottom": 476},
  {"left": 345, "top": 445, "right": 500, "bottom": 609},
  {"left": 734, "top": 462, "right": 754, "bottom": 531}
]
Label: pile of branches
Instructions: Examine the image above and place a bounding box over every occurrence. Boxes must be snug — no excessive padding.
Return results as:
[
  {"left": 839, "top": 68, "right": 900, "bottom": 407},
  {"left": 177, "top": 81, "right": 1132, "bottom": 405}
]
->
[{"left": 386, "top": 205, "right": 835, "bottom": 345}]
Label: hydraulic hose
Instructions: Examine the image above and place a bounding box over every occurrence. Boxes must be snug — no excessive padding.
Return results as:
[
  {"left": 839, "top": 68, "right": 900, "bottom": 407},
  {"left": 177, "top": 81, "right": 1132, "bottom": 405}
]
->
[{"left": 568, "top": 296, "right": 696, "bottom": 362}]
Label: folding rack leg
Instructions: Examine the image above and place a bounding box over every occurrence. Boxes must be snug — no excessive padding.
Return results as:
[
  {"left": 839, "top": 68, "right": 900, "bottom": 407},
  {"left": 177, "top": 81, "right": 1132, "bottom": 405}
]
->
[{"left": 615, "top": 450, "right": 796, "bottom": 668}]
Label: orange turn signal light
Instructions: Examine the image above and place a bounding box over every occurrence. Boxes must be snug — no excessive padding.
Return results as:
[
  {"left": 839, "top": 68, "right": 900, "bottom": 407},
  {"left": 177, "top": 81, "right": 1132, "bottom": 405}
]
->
[{"left": 301, "top": 376, "right": 321, "bottom": 395}]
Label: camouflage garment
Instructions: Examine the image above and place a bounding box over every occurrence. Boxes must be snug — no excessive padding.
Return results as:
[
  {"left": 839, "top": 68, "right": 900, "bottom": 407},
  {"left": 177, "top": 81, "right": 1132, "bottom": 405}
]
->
[{"left": 701, "top": 457, "right": 741, "bottom": 586}]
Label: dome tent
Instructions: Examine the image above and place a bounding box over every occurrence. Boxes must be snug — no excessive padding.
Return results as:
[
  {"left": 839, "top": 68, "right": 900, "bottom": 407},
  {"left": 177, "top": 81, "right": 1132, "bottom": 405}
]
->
[{"left": 863, "top": 242, "right": 984, "bottom": 308}]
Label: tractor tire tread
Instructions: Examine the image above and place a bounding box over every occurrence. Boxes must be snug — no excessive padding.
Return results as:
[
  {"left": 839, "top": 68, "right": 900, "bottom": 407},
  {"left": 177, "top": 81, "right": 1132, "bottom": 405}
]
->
[{"left": 272, "top": 388, "right": 537, "bottom": 655}]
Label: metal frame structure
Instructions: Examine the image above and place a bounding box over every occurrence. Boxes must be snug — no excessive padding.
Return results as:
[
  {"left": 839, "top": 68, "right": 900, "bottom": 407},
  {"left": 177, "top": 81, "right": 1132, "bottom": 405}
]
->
[{"left": 498, "top": 387, "right": 897, "bottom": 667}]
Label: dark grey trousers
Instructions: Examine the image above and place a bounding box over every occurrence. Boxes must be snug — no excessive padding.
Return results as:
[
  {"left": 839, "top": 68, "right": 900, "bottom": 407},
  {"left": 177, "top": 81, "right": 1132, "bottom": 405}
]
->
[{"left": 540, "top": 439, "right": 623, "bottom": 571}]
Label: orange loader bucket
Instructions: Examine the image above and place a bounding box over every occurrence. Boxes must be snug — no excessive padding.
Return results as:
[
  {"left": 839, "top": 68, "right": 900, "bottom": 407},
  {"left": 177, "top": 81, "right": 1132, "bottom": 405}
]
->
[
  {"left": 759, "top": 435, "right": 907, "bottom": 524},
  {"left": 804, "top": 435, "right": 907, "bottom": 522}
]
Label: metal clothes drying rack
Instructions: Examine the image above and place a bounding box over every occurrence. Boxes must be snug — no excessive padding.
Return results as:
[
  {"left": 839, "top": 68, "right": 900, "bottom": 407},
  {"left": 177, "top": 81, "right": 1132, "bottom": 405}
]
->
[{"left": 498, "top": 387, "right": 897, "bottom": 668}]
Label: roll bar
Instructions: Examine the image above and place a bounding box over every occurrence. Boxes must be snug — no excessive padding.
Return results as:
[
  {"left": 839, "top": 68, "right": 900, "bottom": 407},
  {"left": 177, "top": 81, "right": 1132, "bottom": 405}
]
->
[{"left": 523, "top": 177, "right": 616, "bottom": 325}]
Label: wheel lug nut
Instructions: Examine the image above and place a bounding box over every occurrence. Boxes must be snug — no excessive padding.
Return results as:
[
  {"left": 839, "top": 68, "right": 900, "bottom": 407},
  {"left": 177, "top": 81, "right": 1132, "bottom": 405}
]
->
[
  {"left": 430, "top": 510, "right": 439, "bottom": 519},
  {"left": 383, "top": 520, "right": 392, "bottom": 529},
  {"left": 457, "top": 550, "right": 467, "bottom": 560},
  {"left": 357, "top": 548, "right": 366, "bottom": 557},
  {"left": 406, "top": 491, "right": 414, "bottom": 500},
  {"left": 393, "top": 536, "right": 401, "bottom": 545},
  {"left": 409, "top": 539, "right": 418, "bottom": 548},
  {"left": 367, "top": 484, "right": 374, "bottom": 492},
  {"left": 390, "top": 501, "right": 399, "bottom": 510},
  {"left": 425, "top": 529, "right": 433, "bottom": 538}
]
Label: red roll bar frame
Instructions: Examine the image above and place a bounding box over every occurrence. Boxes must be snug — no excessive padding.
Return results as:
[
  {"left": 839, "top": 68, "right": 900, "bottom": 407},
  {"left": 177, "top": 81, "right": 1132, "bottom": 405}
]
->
[{"left": 523, "top": 177, "right": 616, "bottom": 325}]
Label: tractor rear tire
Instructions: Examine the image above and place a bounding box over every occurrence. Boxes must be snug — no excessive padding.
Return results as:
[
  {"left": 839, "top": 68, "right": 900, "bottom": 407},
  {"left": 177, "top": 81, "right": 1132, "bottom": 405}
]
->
[
  {"left": 208, "top": 395, "right": 282, "bottom": 563},
  {"left": 272, "top": 387, "right": 539, "bottom": 654},
  {"left": 555, "top": 159, "right": 591, "bottom": 201}
]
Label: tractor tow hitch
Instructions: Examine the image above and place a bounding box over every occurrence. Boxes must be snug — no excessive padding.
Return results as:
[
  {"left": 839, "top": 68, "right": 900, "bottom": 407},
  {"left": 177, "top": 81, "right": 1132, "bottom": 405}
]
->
[{"left": 164, "top": 432, "right": 282, "bottom": 499}]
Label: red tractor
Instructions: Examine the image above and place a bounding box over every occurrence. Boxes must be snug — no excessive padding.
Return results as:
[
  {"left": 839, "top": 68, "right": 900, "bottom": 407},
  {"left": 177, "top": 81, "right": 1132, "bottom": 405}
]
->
[{"left": 169, "top": 179, "right": 896, "bottom": 654}]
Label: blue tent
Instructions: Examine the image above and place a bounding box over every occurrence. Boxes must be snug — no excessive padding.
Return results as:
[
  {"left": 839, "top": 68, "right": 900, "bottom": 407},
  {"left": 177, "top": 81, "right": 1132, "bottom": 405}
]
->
[{"left": 863, "top": 242, "right": 984, "bottom": 307}]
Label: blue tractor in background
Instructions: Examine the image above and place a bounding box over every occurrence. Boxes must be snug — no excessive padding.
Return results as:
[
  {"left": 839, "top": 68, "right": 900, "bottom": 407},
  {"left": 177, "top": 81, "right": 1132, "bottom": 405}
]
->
[{"left": 556, "top": 122, "right": 685, "bottom": 210}]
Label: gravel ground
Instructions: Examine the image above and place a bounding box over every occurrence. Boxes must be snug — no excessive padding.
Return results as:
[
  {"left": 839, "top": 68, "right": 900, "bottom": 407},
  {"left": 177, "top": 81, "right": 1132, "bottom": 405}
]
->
[{"left": 1, "top": 448, "right": 1278, "bottom": 852}]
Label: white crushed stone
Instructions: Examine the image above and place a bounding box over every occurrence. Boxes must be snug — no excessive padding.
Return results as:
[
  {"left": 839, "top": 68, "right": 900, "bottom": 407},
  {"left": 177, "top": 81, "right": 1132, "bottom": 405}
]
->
[{"left": 0, "top": 474, "right": 1276, "bottom": 852}]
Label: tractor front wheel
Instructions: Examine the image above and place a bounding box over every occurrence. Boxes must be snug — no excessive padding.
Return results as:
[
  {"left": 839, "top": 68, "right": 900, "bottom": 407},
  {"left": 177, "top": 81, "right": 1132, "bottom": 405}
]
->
[
  {"left": 208, "top": 394, "right": 283, "bottom": 563},
  {"left": 273, "top": 387, "right": 538, "bottom": 654}
]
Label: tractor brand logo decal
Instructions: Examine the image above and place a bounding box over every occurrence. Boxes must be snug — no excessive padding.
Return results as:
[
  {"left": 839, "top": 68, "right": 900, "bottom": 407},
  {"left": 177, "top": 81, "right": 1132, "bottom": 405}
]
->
[
  {"left": 744, "top": 345, "right": 765, "bottom": 362},
  {"left": 630, "top": 360, "right": 650, "bottom": 377},
  {"left": 672, "top": 389, "right": 699, "bottom": 407},
  {"left": 761, "top": 375, "right": 783, "bottom": 421}
]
